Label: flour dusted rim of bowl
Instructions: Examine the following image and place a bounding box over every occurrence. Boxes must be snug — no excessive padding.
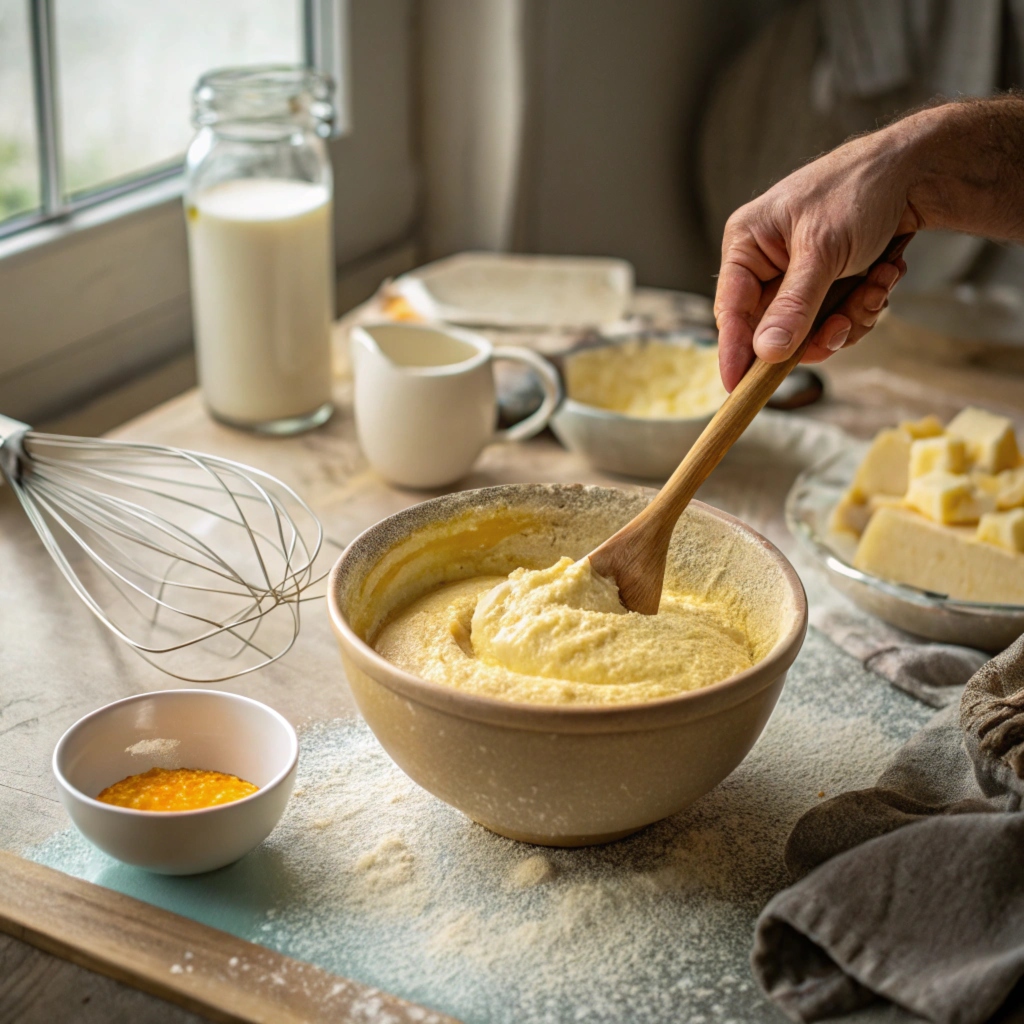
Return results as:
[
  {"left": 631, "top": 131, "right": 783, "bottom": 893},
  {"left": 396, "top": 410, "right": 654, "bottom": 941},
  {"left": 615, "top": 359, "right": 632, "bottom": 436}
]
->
[
  {"left": 328, "top": 483, "right": 807, "bottom": 733},
  {"left": 52, "top": 689, "right": 299, "bottom": 818}
]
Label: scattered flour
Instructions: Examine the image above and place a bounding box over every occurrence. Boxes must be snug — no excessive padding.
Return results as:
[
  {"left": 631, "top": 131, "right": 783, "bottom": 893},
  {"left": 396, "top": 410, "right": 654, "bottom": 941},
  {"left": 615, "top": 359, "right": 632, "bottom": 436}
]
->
[
  {"left": 350, "top": 835, "right": 428, "bottom": 913},
  {"left": 508, "top": 854, "right": 557, "bottom": 889},
  {"left": 29, "top": 629, "right": 933, "bottom": 1024}
]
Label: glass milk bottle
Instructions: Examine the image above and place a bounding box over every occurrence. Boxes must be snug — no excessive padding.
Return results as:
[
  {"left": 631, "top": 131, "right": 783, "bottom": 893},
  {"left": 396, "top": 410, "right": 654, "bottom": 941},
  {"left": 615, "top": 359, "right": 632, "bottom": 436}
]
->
[{"left": 185, "top": 66, "right": 335, "bottom": 434}]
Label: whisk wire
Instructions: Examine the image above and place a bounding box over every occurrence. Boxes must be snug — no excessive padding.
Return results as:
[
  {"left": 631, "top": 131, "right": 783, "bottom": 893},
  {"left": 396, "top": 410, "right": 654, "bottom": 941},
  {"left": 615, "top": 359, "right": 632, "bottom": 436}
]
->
[{"left": 1, "top": 426, "right": 329, "bottom": 682}]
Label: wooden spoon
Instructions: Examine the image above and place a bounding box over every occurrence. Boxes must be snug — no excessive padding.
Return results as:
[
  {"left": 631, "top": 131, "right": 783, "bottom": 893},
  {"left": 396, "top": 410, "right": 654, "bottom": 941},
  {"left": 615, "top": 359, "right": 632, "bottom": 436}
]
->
[{"left": 588, "top": 233, "right": 915, "bottom": 614}]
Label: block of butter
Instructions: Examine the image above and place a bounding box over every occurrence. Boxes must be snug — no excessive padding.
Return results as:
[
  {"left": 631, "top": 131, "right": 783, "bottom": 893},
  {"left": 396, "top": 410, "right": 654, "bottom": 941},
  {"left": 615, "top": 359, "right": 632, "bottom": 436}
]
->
[
  {"left": 998, "top": 467, "right": 1024, "bottom": 509},
  {"left": 830, "top": 405, "right": 1024, "bottom": 603},
  {"left": 849, "top": 429, "right": 911, "bottom": 500},
  {"left": 848, "top": 415, "right": 944, "bottom": 501},
  {"left": 909, "top": 436, "right": 967, "bottom": 478},
  {"left": 854, "top": 506, "right": 1024, "bottom": 603}
]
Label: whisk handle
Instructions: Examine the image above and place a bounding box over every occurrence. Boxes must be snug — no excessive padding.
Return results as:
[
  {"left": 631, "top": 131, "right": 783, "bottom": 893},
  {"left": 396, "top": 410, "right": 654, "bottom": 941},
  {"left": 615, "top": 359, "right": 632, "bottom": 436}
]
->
[
  {"left": 0, "top": 414, "right": 30, "bottom": 445},
  {"left": 0, "top": 414, "right": 30, "bottom": 484}
]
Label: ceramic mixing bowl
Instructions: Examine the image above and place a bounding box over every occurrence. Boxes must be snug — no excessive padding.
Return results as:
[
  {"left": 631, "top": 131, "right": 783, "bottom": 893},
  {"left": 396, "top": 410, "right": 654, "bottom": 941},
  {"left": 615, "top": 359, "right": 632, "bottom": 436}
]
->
[
  {"left": 53, "top": 689, "right": 298, "bottom": 874},
  {"left": 328, "top": 484, "right": 807, "bottom": 846}
]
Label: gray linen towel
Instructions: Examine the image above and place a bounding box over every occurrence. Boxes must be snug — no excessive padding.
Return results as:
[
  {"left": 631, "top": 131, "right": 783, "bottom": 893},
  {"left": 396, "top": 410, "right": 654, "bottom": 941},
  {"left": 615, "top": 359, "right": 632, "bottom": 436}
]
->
[
  {"left": 814, "top": 609, "right": 989, "bottom": 708},
  {"left": 752, "top": 633, "right": 1024, "bottom": 1023}
]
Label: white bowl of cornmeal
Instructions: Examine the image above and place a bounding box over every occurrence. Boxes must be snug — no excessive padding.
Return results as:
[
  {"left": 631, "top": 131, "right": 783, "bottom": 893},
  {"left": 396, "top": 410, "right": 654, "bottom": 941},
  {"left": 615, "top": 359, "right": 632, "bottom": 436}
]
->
[{"left": 551, "top": 337, "right": 726, "bottom": 480}]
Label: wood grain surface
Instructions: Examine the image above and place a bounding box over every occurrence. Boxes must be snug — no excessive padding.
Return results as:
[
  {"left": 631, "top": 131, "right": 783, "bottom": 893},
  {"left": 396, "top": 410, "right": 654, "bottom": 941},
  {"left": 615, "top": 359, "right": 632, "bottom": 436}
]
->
[
  {"left": 0, "top": 850, "right": 459, "bottom": 1024},
  {"left": 1, "top": 931, "right": 207, "bottom": 1024},
  {"left": 2, "top": 290, "right": 1022, "bottom": 1022}
]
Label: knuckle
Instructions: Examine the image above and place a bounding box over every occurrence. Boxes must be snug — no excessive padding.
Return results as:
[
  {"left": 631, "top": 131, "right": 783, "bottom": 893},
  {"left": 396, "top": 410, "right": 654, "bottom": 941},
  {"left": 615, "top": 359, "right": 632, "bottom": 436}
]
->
[
  {"left": 795, "top": 224, "right": 849, "bottom": 272},
  {"left": 769, "top": 290, "right": 817, "bottom": 323},
  {"left": 721, "top": 207, "right": 757, "bottom": 251}
]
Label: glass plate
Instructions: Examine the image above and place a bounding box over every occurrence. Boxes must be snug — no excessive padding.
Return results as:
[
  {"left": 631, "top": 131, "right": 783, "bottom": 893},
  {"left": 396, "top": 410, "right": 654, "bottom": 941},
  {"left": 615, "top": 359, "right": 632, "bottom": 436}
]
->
[{"left": 785, "top": 447, "right": 1024, "bottom": 651}]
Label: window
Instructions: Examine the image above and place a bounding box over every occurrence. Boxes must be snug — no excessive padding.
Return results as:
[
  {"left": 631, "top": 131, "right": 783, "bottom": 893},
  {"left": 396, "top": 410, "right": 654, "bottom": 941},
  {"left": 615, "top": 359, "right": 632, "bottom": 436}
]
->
[
  {"left": 0, "top": 0, "right": 347, "bottom": 240},
  {"left": 0, "top": 0, "right": 415, "bottom": 428}
]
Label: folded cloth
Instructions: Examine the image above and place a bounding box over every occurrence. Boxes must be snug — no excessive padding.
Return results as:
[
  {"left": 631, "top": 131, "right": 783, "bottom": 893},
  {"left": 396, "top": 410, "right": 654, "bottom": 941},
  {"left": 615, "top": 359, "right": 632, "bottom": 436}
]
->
[
  {"left": 752, "top": 633, "right": 1024, "bottom": 1023},
  {"left": 813, "top": 607, "right": 989, "bottom": 708}
]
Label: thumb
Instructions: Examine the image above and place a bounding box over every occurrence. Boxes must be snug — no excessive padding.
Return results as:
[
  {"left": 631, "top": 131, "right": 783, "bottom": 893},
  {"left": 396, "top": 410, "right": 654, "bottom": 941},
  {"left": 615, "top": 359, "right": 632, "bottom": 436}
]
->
[{"left": 752, "top": 249, "right": 836, "bottom": 363}]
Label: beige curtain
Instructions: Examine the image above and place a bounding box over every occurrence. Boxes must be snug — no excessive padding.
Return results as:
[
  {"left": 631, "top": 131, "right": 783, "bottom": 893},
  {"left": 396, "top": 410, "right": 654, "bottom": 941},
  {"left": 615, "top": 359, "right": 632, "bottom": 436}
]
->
[{"left": 419, "top": 0, "right": 525, "bottom": 258}]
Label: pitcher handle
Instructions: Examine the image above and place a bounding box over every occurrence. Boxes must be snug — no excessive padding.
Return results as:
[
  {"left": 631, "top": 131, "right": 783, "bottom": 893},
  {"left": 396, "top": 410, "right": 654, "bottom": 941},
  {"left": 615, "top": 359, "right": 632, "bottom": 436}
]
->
[{"left": 491, "top": 348, "right": 562, "bottom": 443}]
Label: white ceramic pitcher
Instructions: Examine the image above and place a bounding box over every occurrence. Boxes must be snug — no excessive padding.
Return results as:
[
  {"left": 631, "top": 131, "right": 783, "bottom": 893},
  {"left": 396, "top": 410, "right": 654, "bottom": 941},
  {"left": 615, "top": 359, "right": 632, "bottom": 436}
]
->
[{"left": 350, "top": 323, "right": 561, "bottom": 488}]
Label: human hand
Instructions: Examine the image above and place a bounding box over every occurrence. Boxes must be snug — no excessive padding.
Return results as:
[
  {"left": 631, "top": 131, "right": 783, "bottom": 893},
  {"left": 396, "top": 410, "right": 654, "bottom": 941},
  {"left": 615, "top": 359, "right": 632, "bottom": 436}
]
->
[{"left": 713, "top": 127, "right": 918, "bottom": 391}]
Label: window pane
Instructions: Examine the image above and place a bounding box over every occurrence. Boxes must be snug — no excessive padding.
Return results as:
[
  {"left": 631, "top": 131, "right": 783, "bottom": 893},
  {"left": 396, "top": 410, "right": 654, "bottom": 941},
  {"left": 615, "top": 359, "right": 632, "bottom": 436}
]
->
[
  {"left": 55, "top": 0, "right": 302, "bottom": 197},
  {"left": 0, "top": 0, "right": 41, "bottom": 223}
]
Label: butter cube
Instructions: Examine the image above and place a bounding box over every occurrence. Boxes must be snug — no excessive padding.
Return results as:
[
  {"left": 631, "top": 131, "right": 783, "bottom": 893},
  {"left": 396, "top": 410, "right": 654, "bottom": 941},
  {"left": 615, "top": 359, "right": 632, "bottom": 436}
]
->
[
  {"left": 829, "top": 492, "right": 871, "bottom": 537},
  {"left": 850, "top": 428, "right": 911, "bottom": 499},
  {"left": 909, "top": 436, "right": 967, "bottom": 478},
  {"left": 972, "top": 471, "right": 1001, "bottom": 498},
  {"left": 899, "top": 415, "right": 945, "bottom": 440},
  {"left": 995, "top": 466, "right": 1024, "bottom": 510},
  {"left": 946, "top": 407, "right": 1020, "bottom": 473},
  {"left": 977, "top": 509, "right": 1024, "bottom": 553},
  {"left": 904, "top": 472, "right": 994, "bottom": 525},
  {"left": 854, "top": 506, "right": 1024, "bottom": 603}
]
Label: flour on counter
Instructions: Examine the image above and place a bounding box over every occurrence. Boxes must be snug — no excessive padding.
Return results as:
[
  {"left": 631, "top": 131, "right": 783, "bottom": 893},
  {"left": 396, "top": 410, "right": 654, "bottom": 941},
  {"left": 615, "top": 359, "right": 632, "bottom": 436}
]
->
[
  {"left": 29, "top": 629, "right": 933, "bottom": 1024},
  {"left": 508, "top": 854, "right": 557, "bottom": 889}
]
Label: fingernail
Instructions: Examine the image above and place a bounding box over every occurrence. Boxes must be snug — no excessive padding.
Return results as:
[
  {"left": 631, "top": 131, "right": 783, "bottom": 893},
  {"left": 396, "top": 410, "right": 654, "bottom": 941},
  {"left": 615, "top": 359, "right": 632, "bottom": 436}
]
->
[
  {"left": 876, "top": 263, "right": 899, "bottom": 289},
  {"left": 826, "top": 327, "right": 850, "bottom": 352},
  {"left": 864, "top": 290, "right": 886, "bottom": 313},
  {"left": 757, "top": 327, "right": 793, "bottom": 355}
]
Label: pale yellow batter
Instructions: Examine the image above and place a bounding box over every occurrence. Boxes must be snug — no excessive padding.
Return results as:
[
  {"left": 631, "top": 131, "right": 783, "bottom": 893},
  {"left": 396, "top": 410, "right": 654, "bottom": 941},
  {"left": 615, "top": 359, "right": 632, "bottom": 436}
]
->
[
  {"left": 373, "top": 556, "right": 755, "bottom": 705},
  {"left": 564, "top": 339, "right": 726, "bottom": 418}
]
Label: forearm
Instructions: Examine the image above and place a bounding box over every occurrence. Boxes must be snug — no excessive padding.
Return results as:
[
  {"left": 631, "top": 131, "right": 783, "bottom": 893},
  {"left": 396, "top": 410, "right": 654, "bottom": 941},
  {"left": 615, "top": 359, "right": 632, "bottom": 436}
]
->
[
  {"left": 896, "top": 97, "right": 1024, "bottom": 242},
  {"left": 713, "top": 94, "right": 1024, "bottom": 388}
]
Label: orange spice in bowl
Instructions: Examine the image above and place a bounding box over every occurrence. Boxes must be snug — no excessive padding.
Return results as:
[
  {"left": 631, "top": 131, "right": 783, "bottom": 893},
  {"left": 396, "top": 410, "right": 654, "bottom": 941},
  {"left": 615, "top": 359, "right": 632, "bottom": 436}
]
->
[
  {"left": 54, "top": 689, "right": 298, "bottom": 874},
  {"left": 97, "top": 767, "right": 257, "bottom": 812}
]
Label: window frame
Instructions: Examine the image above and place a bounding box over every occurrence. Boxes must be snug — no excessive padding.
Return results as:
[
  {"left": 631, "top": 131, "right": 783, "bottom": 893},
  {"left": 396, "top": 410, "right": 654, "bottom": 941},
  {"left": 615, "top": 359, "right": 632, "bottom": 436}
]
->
[
  {"left": 0, "top": 0, "right": 419, "bottom": 428},
  {"left": 0, "top": 0, "right": 351, "bottom": 244}
]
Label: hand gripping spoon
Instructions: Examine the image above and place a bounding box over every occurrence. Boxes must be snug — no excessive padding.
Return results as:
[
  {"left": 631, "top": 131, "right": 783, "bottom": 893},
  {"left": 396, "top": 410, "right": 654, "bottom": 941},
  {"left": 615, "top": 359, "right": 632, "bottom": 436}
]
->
[{"left": 589, "top": 233, "right": 914, "bottom": 614}]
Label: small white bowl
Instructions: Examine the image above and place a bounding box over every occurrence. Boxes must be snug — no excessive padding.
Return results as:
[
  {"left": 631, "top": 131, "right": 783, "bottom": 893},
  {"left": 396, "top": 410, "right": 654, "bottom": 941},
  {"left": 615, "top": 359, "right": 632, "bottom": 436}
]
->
[
  {"left": 548, "top": 334, "right": 723, "bottom": 479},
  {"left": 551, "top": 399, "right": 714, "bottom": 479},
  {"left": 53, "top": 690, "right": 298, "bottom": 875}
]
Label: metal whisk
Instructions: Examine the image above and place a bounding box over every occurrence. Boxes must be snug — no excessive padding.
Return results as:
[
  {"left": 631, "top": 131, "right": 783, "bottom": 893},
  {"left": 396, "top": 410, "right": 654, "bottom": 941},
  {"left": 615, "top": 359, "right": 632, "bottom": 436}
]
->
[{"left": 0, "top": 413, "right": 328, "bottom": 682}]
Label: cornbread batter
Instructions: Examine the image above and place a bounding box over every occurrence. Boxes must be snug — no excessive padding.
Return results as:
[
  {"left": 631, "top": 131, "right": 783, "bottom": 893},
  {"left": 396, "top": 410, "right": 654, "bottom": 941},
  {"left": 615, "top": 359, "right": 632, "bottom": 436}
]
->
[
  {"left": 97, "top": 767, "right": 258, "bottom": 811},
  {"left": 564, "top": 339, "right": 726, "bottom": 418},
  {"left": 374, "top": 557, "right": 755, "bottom": 705}
]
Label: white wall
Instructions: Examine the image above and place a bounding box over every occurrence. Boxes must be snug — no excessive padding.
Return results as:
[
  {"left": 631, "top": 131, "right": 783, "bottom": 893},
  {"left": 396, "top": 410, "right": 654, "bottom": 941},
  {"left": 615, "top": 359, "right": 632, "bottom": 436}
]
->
[
  {"left": 511, "top": 0, "right": 785, "bottom": 292},
  {"left": 417, "top": 0, "right": 787, "bottom": 292},
  {"left": 420, "top": 0, "right": 524, "bottom": 257}
]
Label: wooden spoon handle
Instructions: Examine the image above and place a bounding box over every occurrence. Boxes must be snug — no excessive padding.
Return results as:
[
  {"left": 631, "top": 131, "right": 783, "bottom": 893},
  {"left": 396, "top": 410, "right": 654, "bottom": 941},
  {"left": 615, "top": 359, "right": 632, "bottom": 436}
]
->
[
  {"left": 589, "top": 233, "right": 913, "bottom": 613},
  {"left": 642, "top": 232, "right": 914, "bottom": 523}
]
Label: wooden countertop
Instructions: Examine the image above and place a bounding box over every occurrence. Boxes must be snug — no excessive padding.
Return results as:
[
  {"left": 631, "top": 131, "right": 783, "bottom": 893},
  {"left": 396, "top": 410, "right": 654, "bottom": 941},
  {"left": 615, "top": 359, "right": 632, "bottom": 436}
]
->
[{"left": 1, "top": 296, "right": 1021, "bottom": 1022}]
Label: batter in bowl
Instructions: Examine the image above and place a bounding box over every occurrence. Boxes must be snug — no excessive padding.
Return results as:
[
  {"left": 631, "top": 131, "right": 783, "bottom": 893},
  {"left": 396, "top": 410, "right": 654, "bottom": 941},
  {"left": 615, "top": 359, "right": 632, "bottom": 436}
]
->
[
  {"left": 373, "top": 556, "right": 755, "bottom": 705},
  {"left": 564, "top": 339, "right": 727, "bottom": 418}
]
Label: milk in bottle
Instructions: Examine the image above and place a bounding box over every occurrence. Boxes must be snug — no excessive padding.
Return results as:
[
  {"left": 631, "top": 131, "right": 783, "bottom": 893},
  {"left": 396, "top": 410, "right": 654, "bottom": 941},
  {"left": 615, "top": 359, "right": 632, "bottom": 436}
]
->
[
  {"left": 185, "top": 66, "right": 336, "bottom": 433},
  {"left": 187, "top": 179, "right": 333, "bottom": 428}
]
